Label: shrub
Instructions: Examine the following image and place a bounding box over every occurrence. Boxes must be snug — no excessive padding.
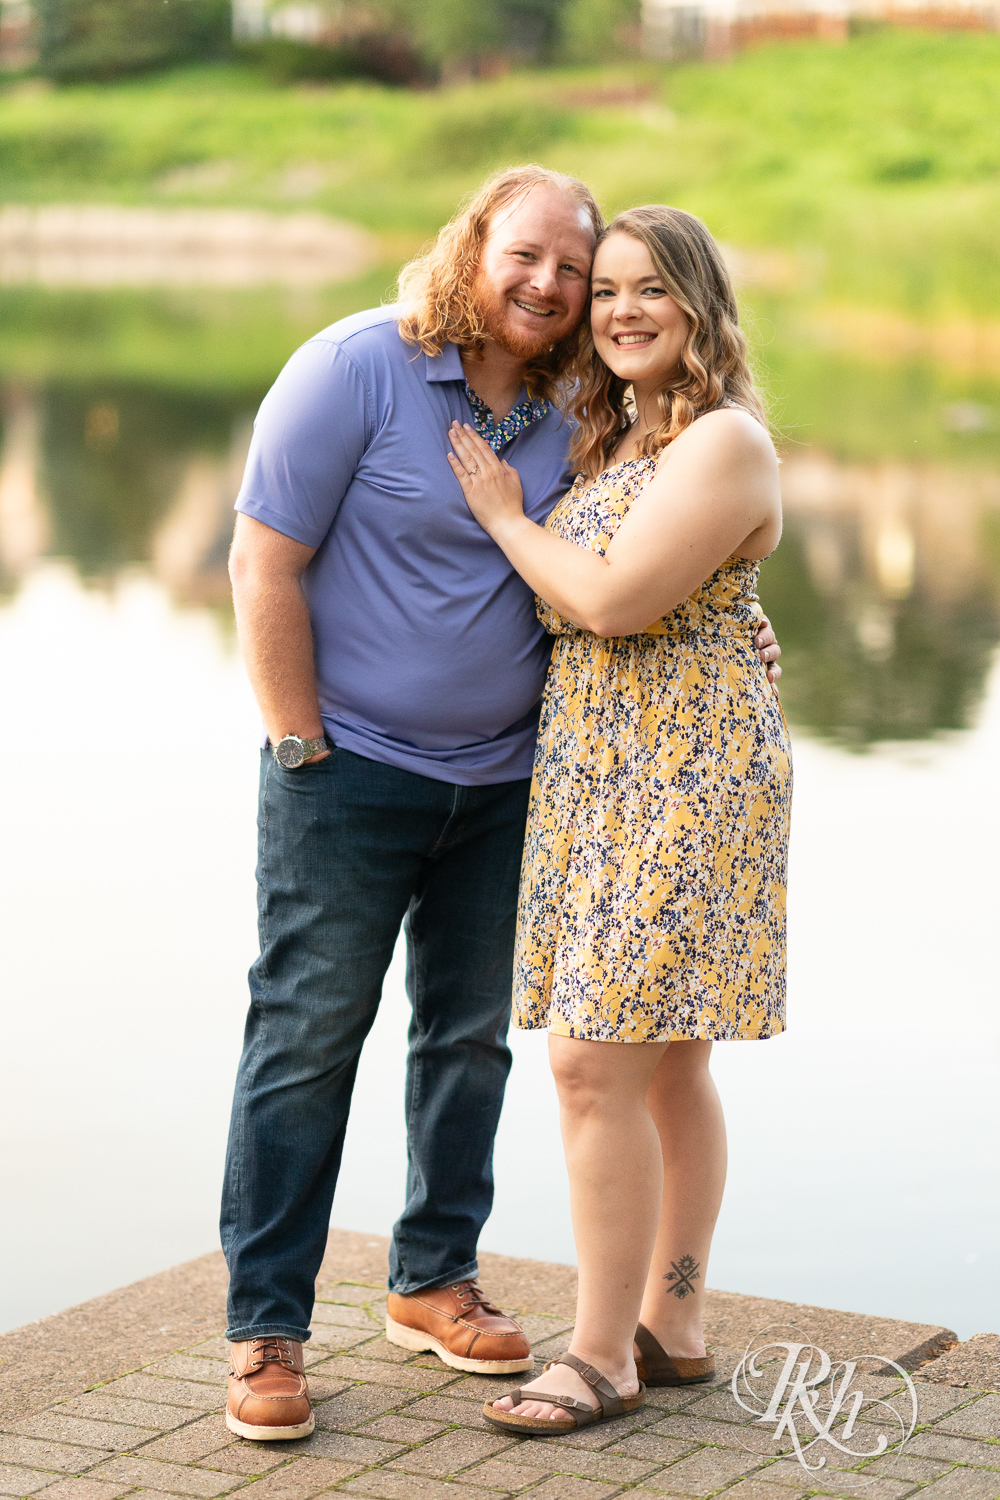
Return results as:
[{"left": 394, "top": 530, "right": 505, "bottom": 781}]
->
[
  {"left": 36, "top": 0, "right": 231, "bottom": 82},
  {"left": 233, "top": 32, "right": 433, "bottom": 87},
  {"left": 558, "top": 0, "right": 641, "bottom": 62},
  {"left": 411, "top": 98, "right": 574, "bottom": 169}
]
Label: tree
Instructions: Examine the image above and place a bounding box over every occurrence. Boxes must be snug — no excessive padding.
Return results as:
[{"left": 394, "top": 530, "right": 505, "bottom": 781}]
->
[
  {"left": 397, "top": 0, "right": 565, "bottom": 72},
  {"left": 558, "top": 0, "right": 641, "bottom": 62},
  {"left": 36, "top": 0, "right": 231, "bottom": 81}
]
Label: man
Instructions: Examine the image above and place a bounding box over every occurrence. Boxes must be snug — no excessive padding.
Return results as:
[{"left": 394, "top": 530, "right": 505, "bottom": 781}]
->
[{"left": 221, "top": 165, "right": 782, "bottom": 1441}]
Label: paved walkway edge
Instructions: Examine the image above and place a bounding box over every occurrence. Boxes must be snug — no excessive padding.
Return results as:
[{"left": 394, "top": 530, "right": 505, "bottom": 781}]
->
[
  {"left": 0, "top": 1230, "right": 978, "bottom": 1427},
  {"left": 1, "top": 1233, "right": 998, "bottom": 1500}
]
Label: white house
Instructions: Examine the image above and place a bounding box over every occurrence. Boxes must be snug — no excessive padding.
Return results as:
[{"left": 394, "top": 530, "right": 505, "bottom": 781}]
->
[
  {"left": 231, "top": 0, "right": 340, "bottom": 42},
  {"left": 641, "top": 0, "right": 999, "bottom": 57}
]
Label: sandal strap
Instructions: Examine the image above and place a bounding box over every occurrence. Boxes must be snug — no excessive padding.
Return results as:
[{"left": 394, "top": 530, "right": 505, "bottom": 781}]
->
[
  {"left": 503, "top": 1386, "right": 599, "bottom": 1410},
  {"left": 544, "top": 1353, "right": 625, "bottom": 1417},
  {"left": 635, "top": 1321, "right": 667, "bottom": 1368},
  {"left": 506, "top": 1385, "right": 597, "bottom": 1416},
  {"left": 634, "top": 1323, "right": 714, "bottom": 1381}
]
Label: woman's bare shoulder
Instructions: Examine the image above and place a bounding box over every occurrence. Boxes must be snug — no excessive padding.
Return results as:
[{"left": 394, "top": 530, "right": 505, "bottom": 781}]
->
[
  {"left": 658, "top": 406, "right": 776, "bottom": 478},
  {"left": 682, "top": 405, "right": 773, "bottom": 450}
]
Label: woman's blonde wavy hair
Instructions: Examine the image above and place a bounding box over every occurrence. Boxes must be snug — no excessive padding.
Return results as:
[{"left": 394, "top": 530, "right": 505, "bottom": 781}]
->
[
  {"left": 397, "top": 164, "right": 604, "bottom": 402},
  {"left": 570, "top": 205, "right": 768, "bottom": 480}
]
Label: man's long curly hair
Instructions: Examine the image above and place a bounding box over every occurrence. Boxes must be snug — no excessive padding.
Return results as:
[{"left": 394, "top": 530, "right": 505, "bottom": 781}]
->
[
  {"left": 570, "top": 205, "right": 768, "bottom": 480},
  {"left": 397, "top": 164, "right": 604, "bottom": 403}
]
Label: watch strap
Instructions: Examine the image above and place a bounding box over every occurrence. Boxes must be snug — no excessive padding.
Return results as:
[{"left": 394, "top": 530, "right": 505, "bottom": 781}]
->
[{"left": 299, "top": 736, "right": 327, "bottom": 758}]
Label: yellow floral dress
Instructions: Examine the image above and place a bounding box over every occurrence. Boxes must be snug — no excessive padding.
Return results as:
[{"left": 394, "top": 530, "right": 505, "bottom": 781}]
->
[{"left": 513, "top": 456, "right": 792, "bottom": 1043}]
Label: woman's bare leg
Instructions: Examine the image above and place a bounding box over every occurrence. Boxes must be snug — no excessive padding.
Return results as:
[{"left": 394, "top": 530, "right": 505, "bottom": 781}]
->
[
  {"left": 493, "top": 1034, "right": 668, "bottom": 1421},
  {"left": 638, "top": 1039, "right": 727, "bottom": 1358}
]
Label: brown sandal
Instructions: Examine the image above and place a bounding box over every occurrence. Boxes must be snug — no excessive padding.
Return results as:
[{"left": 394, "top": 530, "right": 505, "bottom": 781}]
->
[
  {"left": 634, "top": 1322, "right": 715, "bottom": 1387},
  {"left": 481, "top": 1351, "right": 646, "bottom": 1435}
]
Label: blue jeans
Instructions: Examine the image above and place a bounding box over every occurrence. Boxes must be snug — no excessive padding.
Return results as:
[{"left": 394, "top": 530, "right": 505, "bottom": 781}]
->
[{"left": 220, "top": 746, "right": 531, "bottom": 1342}]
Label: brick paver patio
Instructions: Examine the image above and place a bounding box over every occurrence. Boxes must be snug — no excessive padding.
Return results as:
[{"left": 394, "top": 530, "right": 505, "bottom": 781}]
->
[{"left": 1, "top": 1236, "right": 996, "bottom": 1500}]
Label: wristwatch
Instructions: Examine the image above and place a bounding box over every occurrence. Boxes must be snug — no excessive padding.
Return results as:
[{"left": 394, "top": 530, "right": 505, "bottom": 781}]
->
[{"left": 272, "top": 734, "right": 327, "bottom": 769}]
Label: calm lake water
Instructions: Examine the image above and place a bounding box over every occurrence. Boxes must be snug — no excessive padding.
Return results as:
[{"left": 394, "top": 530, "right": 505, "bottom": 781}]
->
[{"left": 2, "top": 281, "right": 998, "bottom": 1343}]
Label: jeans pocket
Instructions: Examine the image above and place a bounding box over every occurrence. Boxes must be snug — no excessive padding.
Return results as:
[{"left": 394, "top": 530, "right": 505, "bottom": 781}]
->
[
  {"left": 267, "top": 742, "right": 338, "bottom": 777},
  {"left": 297, "top": 745, "right": 337, "bottom": 771}
]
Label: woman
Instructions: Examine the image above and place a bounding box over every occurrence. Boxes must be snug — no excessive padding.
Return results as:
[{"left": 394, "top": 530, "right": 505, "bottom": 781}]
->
[{"left": 445, "top": 205, "right": 792, "bottom": 1434}]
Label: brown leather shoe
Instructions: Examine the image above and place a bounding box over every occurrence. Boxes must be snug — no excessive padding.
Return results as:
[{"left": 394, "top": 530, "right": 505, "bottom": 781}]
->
[
  {"left": 386, "top": 1279, "right": 532, "bottom": 1375},
  {"left": 226, "top": 1336, "right": 315, "bottom": 1440}
]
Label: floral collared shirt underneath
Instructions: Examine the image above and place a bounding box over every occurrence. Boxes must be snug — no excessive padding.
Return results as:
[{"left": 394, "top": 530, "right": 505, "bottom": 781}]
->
[{"left": 464, "top": 382, "right": 550, "bottom": 453}]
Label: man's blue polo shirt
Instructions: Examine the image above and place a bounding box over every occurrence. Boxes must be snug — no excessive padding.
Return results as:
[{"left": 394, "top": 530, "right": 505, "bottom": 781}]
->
[{"left": 235, "top": 306, "right": 576, "bottom": 784}]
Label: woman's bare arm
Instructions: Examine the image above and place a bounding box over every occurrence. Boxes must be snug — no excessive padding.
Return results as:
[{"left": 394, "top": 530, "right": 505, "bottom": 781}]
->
[{"left": 448, "top": 411, "right": 781, "bottom": 639}]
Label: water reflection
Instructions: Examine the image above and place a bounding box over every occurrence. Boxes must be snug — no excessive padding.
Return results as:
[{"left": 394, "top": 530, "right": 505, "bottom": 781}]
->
[
  {"left": 764, "top": 454, "right": 1000, "bottom": 744},
  {"left": 3, "top": 285, "right": 999, "bottom": 1339},
  {"left": 2, "top": 561, "right": 997, "bottom": 1338},
  {"left": 0, "top": 379, "right": 251, "bottom": 600},
  {"left": 0, "top": 384, "right": 48, "bottom": 573},
  {"left": 3, "top": 366, "right": 1000, "bottom": 744}
]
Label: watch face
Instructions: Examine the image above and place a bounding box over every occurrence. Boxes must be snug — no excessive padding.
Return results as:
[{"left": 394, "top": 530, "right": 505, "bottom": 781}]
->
[{"left": 276, "top": 737, "right": 305, "bottom": 769}]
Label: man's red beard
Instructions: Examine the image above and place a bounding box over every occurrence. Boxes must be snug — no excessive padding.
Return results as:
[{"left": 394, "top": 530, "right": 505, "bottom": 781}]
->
[{"left": 471, "top": 270, "right": 569, "bottom": 360}]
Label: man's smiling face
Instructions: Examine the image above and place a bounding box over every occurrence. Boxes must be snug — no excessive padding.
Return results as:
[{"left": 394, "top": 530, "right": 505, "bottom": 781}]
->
[{"left": 472, "top": 183, "right": 596, "bottom": 360}]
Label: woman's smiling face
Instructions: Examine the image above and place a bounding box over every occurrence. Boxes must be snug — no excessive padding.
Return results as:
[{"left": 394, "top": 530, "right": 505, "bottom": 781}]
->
[{"left": 590, "top": 231, "right": 690, "bottom": 393}]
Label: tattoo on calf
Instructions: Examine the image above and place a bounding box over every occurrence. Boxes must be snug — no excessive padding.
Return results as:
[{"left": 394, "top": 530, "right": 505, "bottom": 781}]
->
[{"left": 664, "top": 1254, "right": 701, "bottom": 1299}]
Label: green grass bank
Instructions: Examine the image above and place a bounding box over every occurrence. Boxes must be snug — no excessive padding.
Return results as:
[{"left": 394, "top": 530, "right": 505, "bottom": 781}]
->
[{"left": 1, "top": 29, "right": 999, "bottom": 320}]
